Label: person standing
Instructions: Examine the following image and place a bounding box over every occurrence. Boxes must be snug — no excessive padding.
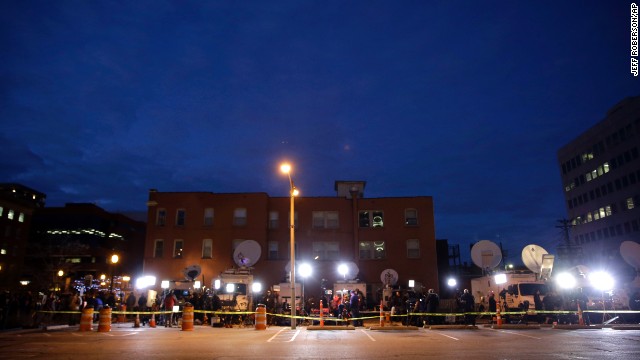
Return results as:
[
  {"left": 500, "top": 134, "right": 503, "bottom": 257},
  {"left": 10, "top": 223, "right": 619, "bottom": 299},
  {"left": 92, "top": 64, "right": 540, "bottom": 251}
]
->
[
  {"left": 350, "top": 290, "right": 361, "bottom": 327},
  {"left": 460, "top": 289, "right": 475, "bottom": 325},
  {"left": 425, "top": 289, "right": 440, "bottom": 325},
  {"left": 164, "top": 290, "right": 177, "bottom": 327}
]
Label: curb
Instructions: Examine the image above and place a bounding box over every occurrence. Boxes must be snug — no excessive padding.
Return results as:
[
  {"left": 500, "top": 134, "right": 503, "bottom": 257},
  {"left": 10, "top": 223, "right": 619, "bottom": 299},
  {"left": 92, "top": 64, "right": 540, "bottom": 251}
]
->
[
  {"left": 307, "top": 325, "right": 355, "bottom": 330},
  {"left": 369, "top": 326, "right": 419, "bottom": 331},
  {"left": 492, "top": 324, "right": 541, "bottom": 329},
  {"left": 552, "top": 325, "right": 603, "bottom": 330},
  {"left": 427, "top": 325, "right": 478, "bottom": 330}
]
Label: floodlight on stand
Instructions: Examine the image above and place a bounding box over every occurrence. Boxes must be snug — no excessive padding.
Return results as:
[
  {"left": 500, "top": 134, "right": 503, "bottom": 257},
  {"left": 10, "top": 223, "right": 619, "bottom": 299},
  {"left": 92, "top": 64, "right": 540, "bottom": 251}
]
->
[
  {"left": 161, "top": 280, "right": 170, "bottom": 289},
  {"left": 555, "top": 272, "right": 576, "bottom": 289},
  {"left": 589, "top": 271, "right": 614, "bottom": 291},
  {"left": 214, "top": 279, "right": 221, "bottom": 290},
  {"left": 226, "top": 283, "right": 235, "bottom": 293},
  {"left": 494, "top": 273, "right": 507, "bottom": 285},
  {"left": 194, "top": 280, "right": 201, "bottom": 289},
  {"left": 447, "top": 278, "right": 457, "bottom": 287},
  {"left": 252, "top": 282, "right": 262, "bottom": 293},
  {"left": 408, "top": 279, "right": 415, "bottom": 288}
]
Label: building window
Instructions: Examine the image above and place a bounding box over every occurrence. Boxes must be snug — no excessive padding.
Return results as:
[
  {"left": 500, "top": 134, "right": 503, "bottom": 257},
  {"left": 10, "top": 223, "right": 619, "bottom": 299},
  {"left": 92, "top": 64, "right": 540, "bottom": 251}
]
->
[
  {"left": 627, "top": 197, "right": 635, "bottom": 210},
  {"left": 405, "top": 209, "right": 418, "bottom": 226},
  {"left": 359, "top": 241, "right": 386, "bottom": 259},
  {"left": 233, "top": 208, "right": 247, "bottom": 226},
  {"left": 359, "top": 211, "right": 384, "bottom": 228},
  {"left": 176, "top": 209, "right": 186, "bottom": 226},
  {"left": 312, "top": 211, "right": 339, "bottom": 229},
  {"left": 0, "top": 206, "right": 3, "bottom": 217},
  {"left": 204, "top": 208, "right": 214, "bottom": 226},
  {"left": 173, "top": 239, "right": 184, "bottom": 258},
  {"left": 312, "top": 241, "right": 340, "bottom": 260},
  {"left": 154, "top": 239, "right": 164, "bottom": 258},
  {"left": 156, "top": 209, "right": 166, "bottom": 226},
  {"left": 202, "top": 239, "right": 212, "bottom": 259},
  {"left": 7, "top": 210, "right": 14, "bottom": 220},
  {"left": 268, "top": 241, "right": 279, "bottom": 260},
  {"left": 18, "top": 212, "right": 24, "bottom": 223},
  {"left": 407, "top": 239, "right": 420, "bottom": 258},
  {"left": 269, "top": 211, "right": 279, "bottom": 229}
]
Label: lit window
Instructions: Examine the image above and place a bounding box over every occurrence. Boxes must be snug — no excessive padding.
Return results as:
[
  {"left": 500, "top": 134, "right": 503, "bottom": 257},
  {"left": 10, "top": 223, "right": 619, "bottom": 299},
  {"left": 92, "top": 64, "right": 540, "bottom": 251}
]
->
[
  {"left": 202, "top": 239, "right": 212, "bottom": 259},
  {"left": 156, "top": 209, "right": 166, "bottom": 226},
  {"left": 204, "top": 208, "right": 214, "bottom": 226},
  {"left": 0, "top": 207, "right": 3, "bottom": 216},
  {"left": 627, "top": 197, "right": 635, "bottom": 210},
  {"left": 18, "top": 213, "right": 24, "bottom": 223},
  {"left": 359, "top": 241, "right": 386, "bottom": 259},
  {"left": 154, "top": 239, "right": 164, "bottom": 258},
  {"left": 359, "top": 211, "right": 384, "bottom": 228},
  {"left": 173, "top": 239, "right": 184, "bottom": 258},
  {"left": 176, "top": 209, "right": 186, "bottom": 226},
  {"left": 407, "top": 239, "right": 420, "bottom": 258},
  {"left": 233, "top": 208, "right": 247, "bottom": 226},
  {"left": 7, "top": 210, "right": 14, "bottom": 220},
  {"left": 0, "top": 249, "right": 6, "bottom": 255}
]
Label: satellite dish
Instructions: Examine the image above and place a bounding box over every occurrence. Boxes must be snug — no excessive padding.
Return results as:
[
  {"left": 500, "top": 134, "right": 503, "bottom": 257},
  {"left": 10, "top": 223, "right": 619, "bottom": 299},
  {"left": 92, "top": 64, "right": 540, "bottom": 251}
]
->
[
  {"left": 380, "top": 269, "right": 399, "bottom": 286},
  {"left": 233, "top": 240, "right": 262, "bottom": 267},
  {"left": 522, "top": 244, "right": 550, "bottom": 273},
  {"left": 183, "top": 265, "right": 202, "bottom": 281},
  {"left": 470, "top": 240, "right": 502, "bottom": 271},
  {"left": 620, "top": 241, "right": 640, "bottom": 270},
  {"left": 620, "top": 241, "right": 640, "bottom": 289}
]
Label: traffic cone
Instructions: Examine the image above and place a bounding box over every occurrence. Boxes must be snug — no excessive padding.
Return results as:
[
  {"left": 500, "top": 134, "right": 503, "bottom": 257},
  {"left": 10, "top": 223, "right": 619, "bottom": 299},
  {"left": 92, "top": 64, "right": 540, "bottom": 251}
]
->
[
  {"left": 149, "top": 313, "right": 156, "bottom": 328},
  {"left": 134, "top": 313, "right": 140, "bottom": 328},
  {"left": 379, "top": 300, "right": 384, "bottom": 327},
  {"left": 203, "top": 312, "right": 208, "bottom": 326},
  {"left": 496, "top": 307, "right": 502, "bottom": 327}
]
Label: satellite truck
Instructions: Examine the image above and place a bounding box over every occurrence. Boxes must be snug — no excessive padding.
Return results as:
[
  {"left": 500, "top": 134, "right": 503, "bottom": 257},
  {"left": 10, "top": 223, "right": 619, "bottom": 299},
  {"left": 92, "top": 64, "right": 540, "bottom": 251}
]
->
[
  {"left": 470, "top": 241, "right": 553, "bottom": 311},
  {"left": 212, "top": 240, "right": 262, "bottom": 312}
]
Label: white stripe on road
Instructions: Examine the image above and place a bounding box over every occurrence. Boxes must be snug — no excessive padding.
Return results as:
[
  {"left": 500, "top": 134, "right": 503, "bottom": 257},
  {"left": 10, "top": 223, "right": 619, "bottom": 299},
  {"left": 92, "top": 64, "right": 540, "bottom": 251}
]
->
[
  {"left": 288, "top": 329, "right": 300, "bottom": 342},
  {"left": 433, "top": 332, "right": 459, "bottom": 341},
  {"left": 267, "top": 327, "right": 287, "bottom": 342},
  {"left": 496, "top": 330, "right": 542, "bottom": 340},
  {"left": 359, "top": 329, "right": 376, "bottom": 341}
]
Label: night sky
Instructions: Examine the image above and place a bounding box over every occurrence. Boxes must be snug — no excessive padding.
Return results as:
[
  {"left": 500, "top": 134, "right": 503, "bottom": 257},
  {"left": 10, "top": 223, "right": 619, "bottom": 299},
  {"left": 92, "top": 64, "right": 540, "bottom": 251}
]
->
[{"left": 1, "top": 1, "right": 638, "bottom": 264}]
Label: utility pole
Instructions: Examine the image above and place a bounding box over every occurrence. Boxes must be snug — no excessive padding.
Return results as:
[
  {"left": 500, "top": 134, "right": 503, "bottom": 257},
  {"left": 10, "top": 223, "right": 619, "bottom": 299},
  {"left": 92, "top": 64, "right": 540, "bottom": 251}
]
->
[{"left": 556, "top": 219, "right": 572, "bottom": 247}]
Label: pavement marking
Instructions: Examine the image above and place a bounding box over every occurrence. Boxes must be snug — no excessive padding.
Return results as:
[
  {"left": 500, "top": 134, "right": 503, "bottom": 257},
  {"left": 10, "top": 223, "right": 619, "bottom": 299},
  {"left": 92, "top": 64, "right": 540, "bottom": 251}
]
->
[
  {"left": 496, "top": 330, "right": 542, "bottom": 340},
  {"left": 288, "top": 329, "right": 301, "bottom": 342},
  {"left": 267, "top": 328, "right": 289, "bottom": 343},
  {"left": 359, "top": 329, "right": 376, "bottom": 342},
  {"left": 432, "top": 332, "right": 459, "bottom": 341}
]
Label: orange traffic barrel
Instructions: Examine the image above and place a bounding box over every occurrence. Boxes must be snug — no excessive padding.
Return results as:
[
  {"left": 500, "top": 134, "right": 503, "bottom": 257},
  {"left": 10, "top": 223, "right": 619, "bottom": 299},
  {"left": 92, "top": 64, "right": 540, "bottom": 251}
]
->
[
  {"left": 182, "top": 303, "right": 194, "bottom": 331},
  {"left": 118, "top": 304, "right": 126, "bottom": 323},
  {"left": 79, "top": 307, "right": 94, "bottom": 331},
  {"left": 98, "top": 306, "right": 112, "bottom": 332},
  {"left": 255, "top": 304, "right": 267, "bottom": 330}
]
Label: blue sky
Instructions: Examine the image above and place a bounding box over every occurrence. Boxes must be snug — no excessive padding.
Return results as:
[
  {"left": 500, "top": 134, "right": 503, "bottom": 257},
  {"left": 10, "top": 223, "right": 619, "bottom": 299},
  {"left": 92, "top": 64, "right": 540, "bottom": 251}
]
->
[{"left": 1, "top": 0, "right": 638, "bottom": 264}]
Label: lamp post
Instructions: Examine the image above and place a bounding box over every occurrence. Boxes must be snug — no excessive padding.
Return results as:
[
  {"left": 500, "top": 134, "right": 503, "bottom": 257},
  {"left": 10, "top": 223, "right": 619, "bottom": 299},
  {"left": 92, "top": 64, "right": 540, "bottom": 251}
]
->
[
  {"left": 110, "top": 254, "right": 119, "bottom": 292},
  {"left": 280, "top": 163, "right": 299, "bottom": 330}
]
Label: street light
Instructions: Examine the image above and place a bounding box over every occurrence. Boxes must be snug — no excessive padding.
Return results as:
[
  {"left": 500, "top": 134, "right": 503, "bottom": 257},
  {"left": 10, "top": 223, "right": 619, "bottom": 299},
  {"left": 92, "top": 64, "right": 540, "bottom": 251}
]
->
[
  {"left": 110, "top": 254, "right": 119, "bottom": 292},
  {"left": 280, "top": 162, "right": 299, "bottom": 330}
]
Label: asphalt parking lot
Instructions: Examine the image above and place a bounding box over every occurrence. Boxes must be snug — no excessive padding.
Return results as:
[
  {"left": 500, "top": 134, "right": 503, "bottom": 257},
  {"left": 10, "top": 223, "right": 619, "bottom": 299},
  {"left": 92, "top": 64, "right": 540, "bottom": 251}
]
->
[{"left": 1, "top": 322, "right": 639, "bottom": 360}]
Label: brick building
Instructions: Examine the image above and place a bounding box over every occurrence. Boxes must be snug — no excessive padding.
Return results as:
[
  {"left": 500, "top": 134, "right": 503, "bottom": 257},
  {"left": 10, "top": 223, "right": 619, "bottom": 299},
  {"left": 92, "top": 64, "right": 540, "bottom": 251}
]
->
[{"left": 143, "top": 181, "right": 438, "bottom": 306}]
